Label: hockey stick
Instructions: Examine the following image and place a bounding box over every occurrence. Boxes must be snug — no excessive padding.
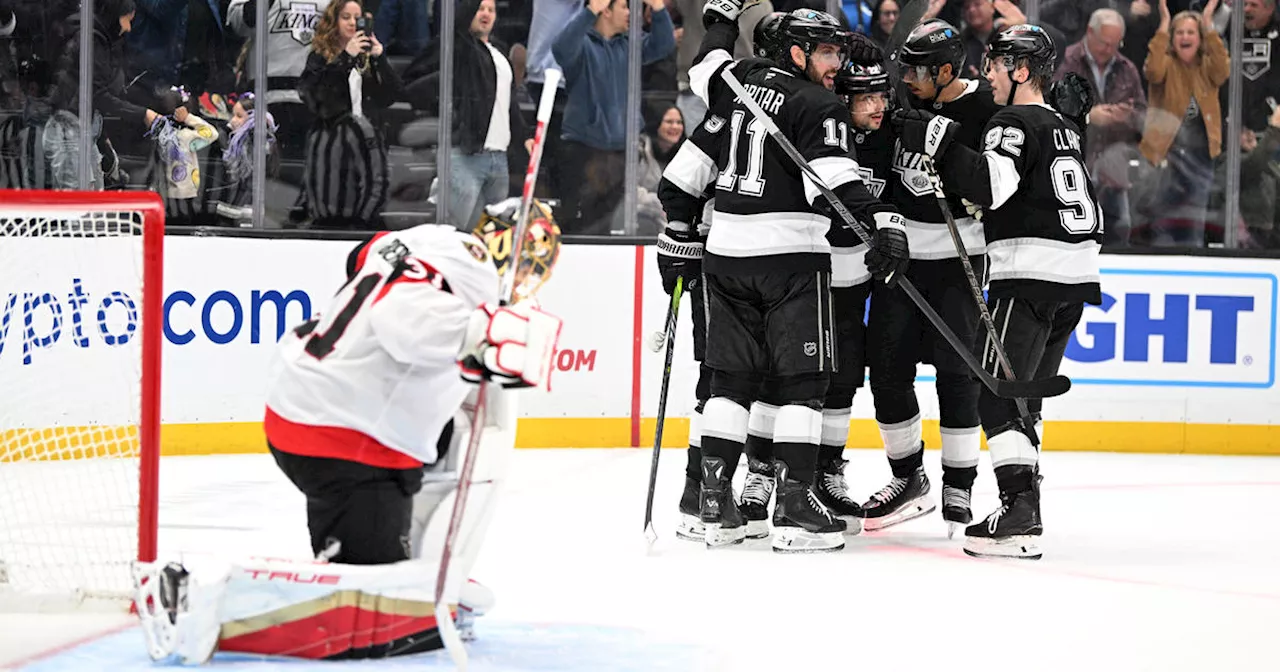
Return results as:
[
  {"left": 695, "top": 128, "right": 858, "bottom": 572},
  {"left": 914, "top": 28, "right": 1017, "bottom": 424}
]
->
[
  {"left": 434, "top": 69, "right": 563, "bottom": 671},
  {"left": 720, "top": 68, "right": 1067, "bottom": 400},
  {"left": 882, "top": 0, "right": 930, "bottom": 108},
  {"left": 643, "top": 275, "right": 684, "bottom": 545},
  {"left": 922, "top": 157, "right": 1043, "bottom": 446}
]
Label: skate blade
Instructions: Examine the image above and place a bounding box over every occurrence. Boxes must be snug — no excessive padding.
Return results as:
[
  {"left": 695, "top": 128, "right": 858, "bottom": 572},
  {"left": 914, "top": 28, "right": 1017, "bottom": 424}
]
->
[
  {"left": 947, "top": 522, "right": 961, "bottom": 540},
  {"left": 862, "top": 498, "right": 936, "bottom": 532},
  {"left": 838, "top": 515, "right": 863, "bottom": 536},
  {"left": 704, "top": 523, "right": 746, "bottom": 548},
  {"left": 675, "top": 514, "right": 706, "bottom": 542},
  {"left": 963, "top": 535, "right": 1042, "bottom": 560},
  {"left": 771, "top": 527, "right": 844, "bottom": 554},
  {"left": 744, "top": 519, "right": 770, "bottom": 539}
]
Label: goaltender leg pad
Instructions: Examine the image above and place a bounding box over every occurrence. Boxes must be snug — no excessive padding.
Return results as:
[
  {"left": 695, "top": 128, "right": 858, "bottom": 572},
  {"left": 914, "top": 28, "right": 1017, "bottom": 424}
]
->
[
  {"left": 416, "top": 385, "right": 517, "bottom": 601},
  {"left": 135, "top": 557, "right": 496, "bottom": 663}
]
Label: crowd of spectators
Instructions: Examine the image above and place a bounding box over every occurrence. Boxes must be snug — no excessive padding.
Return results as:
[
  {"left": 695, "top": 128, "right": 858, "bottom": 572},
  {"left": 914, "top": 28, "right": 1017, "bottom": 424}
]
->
[{"left": 0, "top": 0, "right": 1278, "bottom": 248}]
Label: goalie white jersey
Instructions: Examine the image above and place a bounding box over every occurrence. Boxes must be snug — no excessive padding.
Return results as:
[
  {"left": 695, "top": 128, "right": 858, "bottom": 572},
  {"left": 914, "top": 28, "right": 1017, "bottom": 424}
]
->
[{"left": 265, "top": 225, "right": 500, "bottom": 468}]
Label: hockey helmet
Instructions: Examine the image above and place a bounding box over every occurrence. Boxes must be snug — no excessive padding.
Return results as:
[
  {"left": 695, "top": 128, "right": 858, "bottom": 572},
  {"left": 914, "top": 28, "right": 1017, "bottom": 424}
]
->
[
  {"left": 897, "top": 19, "right": 965, "bottom": 82},
  {"left": 473, "top": 197, "right": 562, "bottom": 302},
  {"left": 983, "top": 24, "right": 1057, "bottom": 84},
  {"left": 835, "top": 60, "right": 890, "bottom": 97},
  {"left": 771, "top": 9, "right": 851, "bottom": 72},
  {"left": 753, "top": 11, "right": 788, "bottom": 61}
]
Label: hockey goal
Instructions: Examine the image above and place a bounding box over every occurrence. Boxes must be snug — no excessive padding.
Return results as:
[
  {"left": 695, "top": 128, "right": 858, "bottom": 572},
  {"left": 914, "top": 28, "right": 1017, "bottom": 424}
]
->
[{"left": 0, "top": 190, "right": 164, "bottom": 610}]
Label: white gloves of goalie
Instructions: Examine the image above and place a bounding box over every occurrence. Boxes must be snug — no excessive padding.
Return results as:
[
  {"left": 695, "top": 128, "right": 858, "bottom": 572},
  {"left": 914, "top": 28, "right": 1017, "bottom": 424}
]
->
[{"left": 458, "top": 302, "right": 563, "bottom": 389}]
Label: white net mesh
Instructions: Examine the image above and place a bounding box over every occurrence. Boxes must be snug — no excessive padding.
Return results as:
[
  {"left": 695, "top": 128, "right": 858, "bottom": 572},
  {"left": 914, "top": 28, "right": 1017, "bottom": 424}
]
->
[{"left": 0, "top": 206, "right": 151, "bottom": 607}]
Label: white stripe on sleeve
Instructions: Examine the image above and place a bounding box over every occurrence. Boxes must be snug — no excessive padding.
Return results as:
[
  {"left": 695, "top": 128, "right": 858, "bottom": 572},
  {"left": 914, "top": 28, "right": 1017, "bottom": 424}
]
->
[
  {"left": 986, "top": 152, "right": 1021, "bottom": 209},
  {"left": 803, "top": 156, "right": 863, "bottom": 206}
]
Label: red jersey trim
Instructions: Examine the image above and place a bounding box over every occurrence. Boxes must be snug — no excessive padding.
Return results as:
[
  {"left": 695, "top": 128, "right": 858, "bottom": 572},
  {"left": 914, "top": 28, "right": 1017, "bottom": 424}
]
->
[{"left": 265, "top": 407, "right": 424, "bottom": 470}]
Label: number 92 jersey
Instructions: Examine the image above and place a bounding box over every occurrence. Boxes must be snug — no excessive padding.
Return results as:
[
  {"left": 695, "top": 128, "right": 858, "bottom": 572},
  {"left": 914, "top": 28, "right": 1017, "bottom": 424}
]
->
[
  {"left": 965, "top": 104, "right": 1103, "bottom": 306},
  {"left": 264, "top": 225, "right": 500, "bottom": 469}
]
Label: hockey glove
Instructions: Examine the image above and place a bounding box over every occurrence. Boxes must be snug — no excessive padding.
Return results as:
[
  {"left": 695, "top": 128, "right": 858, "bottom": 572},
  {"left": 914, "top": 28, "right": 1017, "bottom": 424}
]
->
[
  {"left": 864, "top": 211, "right": 909, "bottom": 287},
  {"left": 891, "top": 108, "right": 959, "bottom": 160},
  {"left": 656, "top": 222, "right": 704, "bottom": 295},
  {"left": 847, "top": 33, "right": 884, "bottom": 67},
  {"left": 704, "top": 0, "right": 759, "bottom": 24},
  {"left": 458, "top": 302, "right": 563, "bottom": 390}
]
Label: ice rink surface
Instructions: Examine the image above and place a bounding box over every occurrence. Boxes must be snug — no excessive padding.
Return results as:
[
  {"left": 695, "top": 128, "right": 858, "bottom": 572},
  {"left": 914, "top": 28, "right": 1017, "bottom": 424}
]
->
[{"left": 3, "top": 448, "right": 1279, "bottom": 672}]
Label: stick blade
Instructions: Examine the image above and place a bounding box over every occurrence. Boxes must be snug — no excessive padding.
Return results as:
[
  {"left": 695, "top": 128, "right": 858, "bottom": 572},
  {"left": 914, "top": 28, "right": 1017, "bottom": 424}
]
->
[
  {"left": 993, "top": 375, "right": 1072, "bottom": 400},
  {"left": 644, "top": 522, "right": 658, "bottom": 546},
  {"left": 435, "top": 602, "right": 468, "bottom": 670}
]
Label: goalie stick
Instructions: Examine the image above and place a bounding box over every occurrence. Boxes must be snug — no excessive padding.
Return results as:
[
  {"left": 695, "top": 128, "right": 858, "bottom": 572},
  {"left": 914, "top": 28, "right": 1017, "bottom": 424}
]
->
[
  {"left": 643, "top": 275, "right": 684, "bottom": 545},
  {"left": 434, "top": 68, "right": 563, "bottom": 671},
  {"left": 719, "top": 68, "right": 1069, "bottom": 401}
]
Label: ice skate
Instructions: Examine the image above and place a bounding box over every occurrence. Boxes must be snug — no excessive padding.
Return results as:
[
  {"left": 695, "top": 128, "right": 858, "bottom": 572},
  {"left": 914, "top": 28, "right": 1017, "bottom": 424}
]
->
[
  {"left": 862, "top": 466, "right": 935, "bottom": 531},
  {"left": 700, "top": 456, "right": 746, "bottom": 547},
  {"left": 942, "top": 484, "right": 972, "bottom": 539},
  {"left": 737, "top": 456, "right": 775, "bottom": 539},
  {"left": 676, "top": 475, "right": 705, "bottom": 542},
  {"left": 814, "top": 457, "right": 864, "bottom": 535},
  {"left": 770, "top": 461, "right": 846, "bottom": 554},
  {"left": 964, "top": 471, "right": 1043, "bottom": 560}
]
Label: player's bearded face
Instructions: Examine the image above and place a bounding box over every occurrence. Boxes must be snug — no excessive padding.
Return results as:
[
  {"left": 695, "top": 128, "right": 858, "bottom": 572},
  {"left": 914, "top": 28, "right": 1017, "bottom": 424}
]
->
[
  {"left": 806, "top": 44, "right": 846, "bottom": 91},
  {"left": 851, "top": 92, "right": 888, "bottom": 130}
]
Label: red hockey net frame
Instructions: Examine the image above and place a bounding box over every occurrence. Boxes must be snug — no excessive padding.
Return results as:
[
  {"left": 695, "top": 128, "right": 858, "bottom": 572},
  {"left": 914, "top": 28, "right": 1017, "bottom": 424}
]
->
[{"left": 0, "top": 190, "right": 163, "bottom": 601}]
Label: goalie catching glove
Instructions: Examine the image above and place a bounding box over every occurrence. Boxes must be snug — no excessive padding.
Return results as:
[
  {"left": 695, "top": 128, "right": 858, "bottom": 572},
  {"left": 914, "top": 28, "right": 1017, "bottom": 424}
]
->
[{"left": 458, "top": 302, "right": 563, "bottom": 389}]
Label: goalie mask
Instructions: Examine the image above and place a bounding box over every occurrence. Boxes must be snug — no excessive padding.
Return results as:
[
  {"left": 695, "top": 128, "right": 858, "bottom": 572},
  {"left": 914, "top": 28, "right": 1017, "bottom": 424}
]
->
[{"left": 473, "top": 198, "right": 562, "bottom": 303}]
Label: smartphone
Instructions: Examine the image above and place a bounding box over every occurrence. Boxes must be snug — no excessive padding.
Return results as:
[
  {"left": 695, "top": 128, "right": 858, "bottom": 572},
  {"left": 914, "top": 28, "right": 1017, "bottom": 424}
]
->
[{"left": 356, "top": 15, "right": 372, "bottom": 51}]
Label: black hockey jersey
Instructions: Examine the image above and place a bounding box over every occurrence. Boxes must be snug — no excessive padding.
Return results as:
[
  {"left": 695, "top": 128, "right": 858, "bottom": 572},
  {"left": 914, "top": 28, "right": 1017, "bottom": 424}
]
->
[
  {"left": 891, "top": 79, "right": 1000, "bottom": 259},
  {"left": 938, "top": 103, "right": 1102, "bottom": 305},
  {"left": 828, "top": 124, "right": 895, "bottom": 287},
  {"left": 690, "top": 53, "right": 894, "bottom": 276},
  {"left": 657, "top": 99, "right": 729, "bottom": 238},
  {"left": 1224, "top": 21, "right": 1280, "bottom": 132}
]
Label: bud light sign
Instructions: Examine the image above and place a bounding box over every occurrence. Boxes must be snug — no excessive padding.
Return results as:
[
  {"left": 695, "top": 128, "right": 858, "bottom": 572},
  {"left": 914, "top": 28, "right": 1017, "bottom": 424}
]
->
[{"left": 1063, "top": 269, "right": 1277, "bottom": 388}]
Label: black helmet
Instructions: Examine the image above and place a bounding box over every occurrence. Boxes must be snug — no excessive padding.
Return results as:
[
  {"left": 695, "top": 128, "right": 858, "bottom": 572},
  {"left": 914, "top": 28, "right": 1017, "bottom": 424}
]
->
[
  {"left": 984, "top": 24, "right": 1057, "bottom": 83},
  {"left": 753, "top": 12, "right": 788, "bottom": 61},
  {"left": 897, "top": 18, "right": 965, "bottom": 77},
  {"left": 769, "top": 9, "right": 850, "bottom": 71},
  {"left": 835, "top": 61, "right": 890, "bottom": 97}
]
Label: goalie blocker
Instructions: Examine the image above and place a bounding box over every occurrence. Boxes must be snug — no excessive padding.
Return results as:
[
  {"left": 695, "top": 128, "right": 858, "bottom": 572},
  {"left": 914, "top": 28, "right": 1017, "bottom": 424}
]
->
[{"left": 134, "top": 200, "right": 563, "bottom": 663}]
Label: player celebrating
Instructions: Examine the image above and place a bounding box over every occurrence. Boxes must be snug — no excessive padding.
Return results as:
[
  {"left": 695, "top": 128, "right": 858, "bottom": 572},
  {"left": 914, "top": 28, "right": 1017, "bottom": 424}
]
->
[
  {"left": 654, "top": 75, "right": 730, "bottom": 542},
  {"left": 688, "top": 1, "right": 908, "bottom": 553},
  {"left": 801, "top": 58, "right": 899, "bottom": 529},
  {"left": 892, "top": 24, "right": 1102, "bottom": 559},
  {"left": 131, "top": 202, "right": 565, "bottom": 662},
  {"left": 657, "top": 11, "right": 801, "bottom": 543},
  {"left": 861, "top": 19, "right": 1000, "bottom": 536}
]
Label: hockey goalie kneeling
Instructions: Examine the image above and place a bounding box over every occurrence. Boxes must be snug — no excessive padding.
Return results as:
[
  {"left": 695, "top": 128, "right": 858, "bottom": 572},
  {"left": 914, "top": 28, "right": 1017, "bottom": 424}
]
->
[{"left": 132, "top": 199, "right": 562, "bottom": 664}]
